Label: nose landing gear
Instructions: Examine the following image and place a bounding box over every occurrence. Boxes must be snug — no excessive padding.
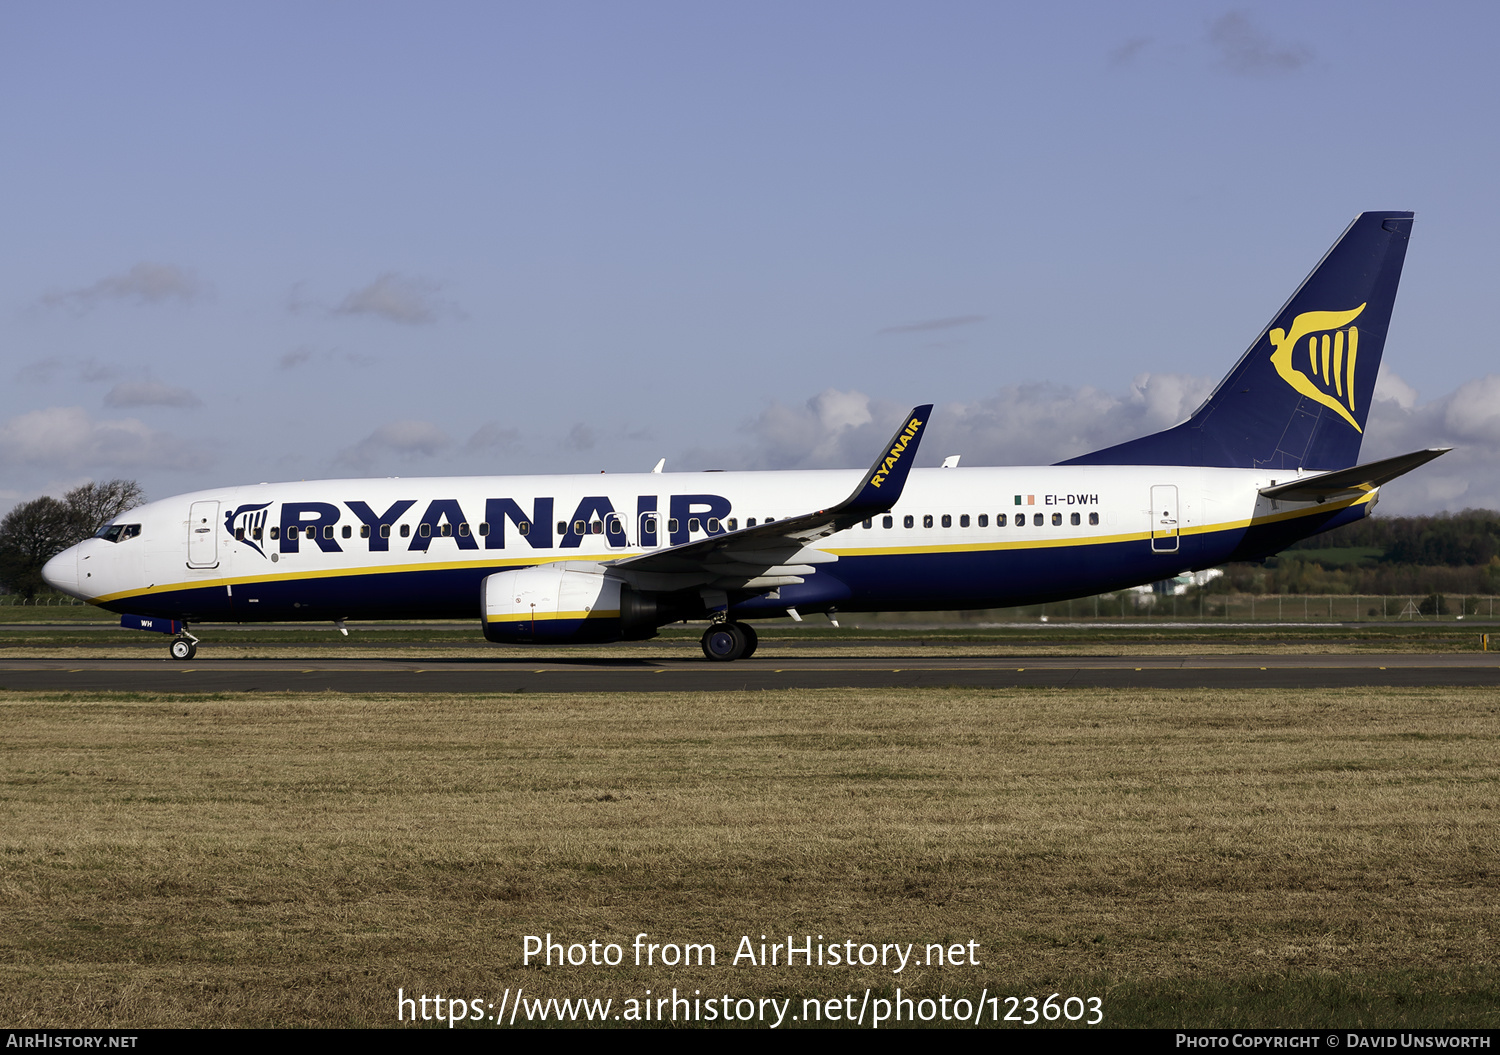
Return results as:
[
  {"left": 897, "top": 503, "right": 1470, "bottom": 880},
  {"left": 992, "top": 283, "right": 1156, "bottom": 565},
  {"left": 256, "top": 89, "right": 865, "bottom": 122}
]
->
[{"left": 169, "top": 628, "right": 199, "bottom": 661}]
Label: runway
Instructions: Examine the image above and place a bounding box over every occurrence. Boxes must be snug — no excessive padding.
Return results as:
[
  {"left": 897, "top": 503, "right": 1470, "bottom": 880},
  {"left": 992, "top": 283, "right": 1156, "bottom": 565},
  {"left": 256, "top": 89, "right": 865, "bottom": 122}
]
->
[{"left": 4, "top": 652, "right": 1499, "bottom": 692}]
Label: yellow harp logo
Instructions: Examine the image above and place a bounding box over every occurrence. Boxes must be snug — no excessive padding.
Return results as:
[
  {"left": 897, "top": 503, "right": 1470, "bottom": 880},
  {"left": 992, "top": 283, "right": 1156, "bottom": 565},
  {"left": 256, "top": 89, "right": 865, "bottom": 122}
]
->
[{"left": 1268, "top": 304, "right": 1367, "bottom": 432}]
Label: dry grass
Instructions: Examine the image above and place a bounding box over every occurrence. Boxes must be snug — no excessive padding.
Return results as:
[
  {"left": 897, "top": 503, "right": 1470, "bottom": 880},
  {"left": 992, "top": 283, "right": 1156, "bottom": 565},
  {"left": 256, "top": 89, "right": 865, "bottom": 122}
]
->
[{"left": 1, "top": 687, "right": 1496, "bottom": 1028}]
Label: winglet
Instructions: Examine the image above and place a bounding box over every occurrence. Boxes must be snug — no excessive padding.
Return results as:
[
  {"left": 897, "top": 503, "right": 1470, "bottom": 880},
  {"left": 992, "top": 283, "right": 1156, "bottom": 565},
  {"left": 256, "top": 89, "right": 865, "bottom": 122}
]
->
[{"left": 832, "top": 404, "right": 933, "bottom": 518}]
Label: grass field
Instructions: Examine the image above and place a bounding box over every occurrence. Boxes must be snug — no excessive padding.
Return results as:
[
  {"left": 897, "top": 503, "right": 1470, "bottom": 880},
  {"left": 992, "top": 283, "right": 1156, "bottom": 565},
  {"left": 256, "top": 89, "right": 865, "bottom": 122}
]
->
[{"left": 2, "top": 686, "right": 1496, "bottom": 1028}]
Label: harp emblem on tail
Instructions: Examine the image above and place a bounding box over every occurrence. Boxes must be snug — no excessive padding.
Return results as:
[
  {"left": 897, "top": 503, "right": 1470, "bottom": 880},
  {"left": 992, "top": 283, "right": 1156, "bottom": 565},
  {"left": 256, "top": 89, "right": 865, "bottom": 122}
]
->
[{"left": 1268, "top": 304, "right": 1368, "bottom": 432}]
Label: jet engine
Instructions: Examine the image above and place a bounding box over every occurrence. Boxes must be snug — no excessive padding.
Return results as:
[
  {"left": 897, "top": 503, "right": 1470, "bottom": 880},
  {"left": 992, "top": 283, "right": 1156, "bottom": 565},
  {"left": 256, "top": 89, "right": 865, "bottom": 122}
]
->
[{"left": 480, "top": 563, "right": 659, "bottom": 644}]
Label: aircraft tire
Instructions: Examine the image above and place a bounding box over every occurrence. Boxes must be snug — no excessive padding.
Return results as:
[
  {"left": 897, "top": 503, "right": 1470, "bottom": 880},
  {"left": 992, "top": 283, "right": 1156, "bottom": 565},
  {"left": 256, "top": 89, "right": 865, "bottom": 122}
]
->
[
  {"left": 739, "top": 622, "right": 758, "bottom": 658},
  {"left": 170, "top": 638, "right": 197, "bottom": 661},
  {"left": 701, "top": 623, "right": 747, "bottom": 662}
]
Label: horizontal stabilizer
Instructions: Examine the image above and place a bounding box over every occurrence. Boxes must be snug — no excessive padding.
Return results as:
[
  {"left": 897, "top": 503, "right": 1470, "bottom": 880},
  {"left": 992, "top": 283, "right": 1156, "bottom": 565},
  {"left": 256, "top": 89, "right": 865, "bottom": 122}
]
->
[{"left": 1259, "top": 448, "right": 1450, "bottom": 503}]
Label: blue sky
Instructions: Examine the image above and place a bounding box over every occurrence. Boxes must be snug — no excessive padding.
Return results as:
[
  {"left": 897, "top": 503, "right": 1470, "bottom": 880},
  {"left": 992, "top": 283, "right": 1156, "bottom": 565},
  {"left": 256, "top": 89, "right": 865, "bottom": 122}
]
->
[{"left": 4, "top": 2, "right": 1497, "bottom": 516}]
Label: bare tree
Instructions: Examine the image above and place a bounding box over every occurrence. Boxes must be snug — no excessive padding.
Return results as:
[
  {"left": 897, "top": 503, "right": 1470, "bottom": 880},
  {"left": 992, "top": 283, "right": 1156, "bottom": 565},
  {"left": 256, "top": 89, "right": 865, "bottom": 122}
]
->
[{"left": 62, "top": 479, "right": 146, "bottom": 544}]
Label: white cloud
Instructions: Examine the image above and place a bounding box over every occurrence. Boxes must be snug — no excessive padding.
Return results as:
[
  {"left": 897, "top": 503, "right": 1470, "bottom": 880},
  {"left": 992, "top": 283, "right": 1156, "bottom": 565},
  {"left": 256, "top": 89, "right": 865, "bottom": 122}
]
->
[
  {"left": 465, "top": 422, "right": 522, "bottom": 454},
  {"left": 334, "top": 273, "right": 453, "bottom": 325},
  {"left": 103, "top": 380, "right": 203, "bottom": 409},
  {"left": 336, "top": 420, "right": 452, "bottom": 472},
  {"left": 40, "top": 263, "right": 207, "bottom": 314},
  {"left": 1373, "top": 371, "right": 1419, "bottom": 411},
  {"left": 1441, "top": 375, "right": 1500, "bottom": 445},
  {"left": 0, "top": 406, "right": 211, "bottom": 472}
]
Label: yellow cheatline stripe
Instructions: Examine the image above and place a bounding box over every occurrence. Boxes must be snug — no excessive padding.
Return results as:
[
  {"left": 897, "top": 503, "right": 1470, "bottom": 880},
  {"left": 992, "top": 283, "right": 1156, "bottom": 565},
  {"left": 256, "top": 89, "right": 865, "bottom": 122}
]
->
[
  {"left": 485, "top": 609, "right": 620, "bottom": 624},
  {"left": 91, "top": 551, "right": 637, "bottom": 605},
  {"left": 91, "top": 491, "right": 1372, "bottom": 604}
]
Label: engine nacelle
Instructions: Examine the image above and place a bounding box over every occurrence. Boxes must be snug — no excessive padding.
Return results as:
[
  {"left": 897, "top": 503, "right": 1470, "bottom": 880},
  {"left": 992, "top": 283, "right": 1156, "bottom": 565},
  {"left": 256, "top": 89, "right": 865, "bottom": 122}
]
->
[{"left": 481, "top": 563, "right": 659, "bottom": 644}]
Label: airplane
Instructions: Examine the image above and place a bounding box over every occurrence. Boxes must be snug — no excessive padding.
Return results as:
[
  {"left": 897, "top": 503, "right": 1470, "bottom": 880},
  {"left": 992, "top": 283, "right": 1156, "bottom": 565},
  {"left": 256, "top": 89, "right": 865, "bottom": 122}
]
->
[{"left": 42, "top": 210, "right": 1446, "bottom": 661}]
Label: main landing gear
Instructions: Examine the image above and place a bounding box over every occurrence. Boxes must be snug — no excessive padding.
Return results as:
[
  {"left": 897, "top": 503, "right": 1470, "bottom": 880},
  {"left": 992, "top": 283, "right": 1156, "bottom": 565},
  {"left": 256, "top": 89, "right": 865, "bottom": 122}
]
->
[{"left": 700, "top": 621, "right": 759, "bottom": 661}]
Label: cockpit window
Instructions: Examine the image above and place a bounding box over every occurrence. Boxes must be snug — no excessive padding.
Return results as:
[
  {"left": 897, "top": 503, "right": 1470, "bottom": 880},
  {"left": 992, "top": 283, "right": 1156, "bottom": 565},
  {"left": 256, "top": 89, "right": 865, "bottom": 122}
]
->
[{"left": 95, "top": 523, "right": 141, "bottom": 543}]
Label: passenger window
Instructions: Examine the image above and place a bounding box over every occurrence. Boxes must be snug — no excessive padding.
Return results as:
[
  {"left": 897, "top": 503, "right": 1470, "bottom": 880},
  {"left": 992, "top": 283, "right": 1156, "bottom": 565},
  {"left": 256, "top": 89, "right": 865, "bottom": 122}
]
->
[
  {"left": 707, "top": 518, "right": 720, "bottom": 533},
  {"left": 1089, "top": 512, "right": 1099, "bottom": 526},
  {"left": 518, "top": 521, "right": 530, "bottom": 536},
  {"left": 941, "top": 514, "right": 951, "bottom": 528},
  {"left": 252, "top": 527, "right": 263, "bottom": 541},
  {"left": 746, "top": 518, "right": 756, "bottom": 527},
  {"left": 440, "top": 523, "right": 452, "bottom": 537},
  {"left": 668, "top": 519, "right": 679, "bottom": 533},
  {"left": 573, "top": 521, "right": 585, "bottom": 535},
  {"left": 458, "top": 523, "right": 470, "bottom": 537},
  {"left": 1033, "top": 513, "right": 1043, "bottom": 526},
  {"left": 286, "top": 526, "right": 298, "bottom": 540},
  {"left": 1016, "top": 517, "right": 1025, "bottom": 529},
  {"left": 1052, "top": 513, "right": 1061, "bottom": 526},
  {"left": 557, "top": 521, "right": 567, "bottom": 535},
  {"left": 324, "top": 525, "right": 335, "bottom": 539},
  {"left": 235, "top": 527, "right": 245, "bottom": 541},
  {"left": 590, "top": 521, "right": 602, "bottom": 535},
  {"left": 862, "top": 518, "right": 872, "bottom": 529},
  {"left": 981, "top": 514, "right": 991, "bottom": 527},
  {"left": 882, "top": 516, "right": 893, "bottom": 529},
  {"left": 1070, "top": 512, "right": 1080, "bottom": 526},
  {"left": 959, "top": 514, "right": 969, "bottom": 528},
  {"left": 644, "top": 517, "right": 657, "bottom": 533},
  {"left": 420, "top": 524, "right": 432, "bottom": 537},
  {"left": 903, "top": 515, "right": 914, "bottom": 529},
  {"left": 359, "top": 525, "right": 369, "bottom": 539},
  {"left": 689, "top": 518, "right": 700, "bottom": 532},
  {"left": 923, "top": 514, "right": 933, "bottom": 528},
  {"left": 727, "top": 518, "right": 738, "bottom": 531},
  {"left": 400, "top": 524, "right": 411, "bottom": 538},
  {"left": 379, "top": 525, "right": 389, "bottom": 538},
  {"left": 270, "top": 526, "right": 280, "bottom": 540}
]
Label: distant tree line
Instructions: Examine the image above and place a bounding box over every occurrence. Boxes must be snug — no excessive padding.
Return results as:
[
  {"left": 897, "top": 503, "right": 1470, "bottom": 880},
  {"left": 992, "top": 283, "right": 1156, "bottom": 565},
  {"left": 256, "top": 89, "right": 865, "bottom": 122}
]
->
[
  {"left": 1214, "top": 508, "right": 1500, "bottom": 596},
  {"left": 0, "top": 481, "right": 145, "bottom": 600},
  {"left": 1283, "top": 508, "right": 1500, "bottom": 567}
]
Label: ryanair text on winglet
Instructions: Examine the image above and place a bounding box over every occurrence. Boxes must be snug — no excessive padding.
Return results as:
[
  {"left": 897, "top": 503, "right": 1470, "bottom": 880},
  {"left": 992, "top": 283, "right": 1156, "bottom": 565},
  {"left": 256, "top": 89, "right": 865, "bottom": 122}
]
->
[{"left": 868, "top": 416, "right": 924, "bottom": 489}]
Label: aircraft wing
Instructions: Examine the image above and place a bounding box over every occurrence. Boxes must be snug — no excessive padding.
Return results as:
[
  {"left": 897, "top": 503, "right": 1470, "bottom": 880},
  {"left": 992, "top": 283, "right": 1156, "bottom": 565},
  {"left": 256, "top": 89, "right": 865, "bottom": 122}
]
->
[
  {"left": 1259, "top": 448, "right": 1451, "bottom": 504},
  {"left": 604, "top": 405, "right": 932, "bottom": 593}
]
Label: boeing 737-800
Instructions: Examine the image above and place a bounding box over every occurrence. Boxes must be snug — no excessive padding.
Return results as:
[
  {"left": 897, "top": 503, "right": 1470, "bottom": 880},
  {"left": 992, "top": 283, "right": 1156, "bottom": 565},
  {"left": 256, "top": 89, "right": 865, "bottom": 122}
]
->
[{"left": 42, "top": 211, "right": 1444, "bottom": 661}]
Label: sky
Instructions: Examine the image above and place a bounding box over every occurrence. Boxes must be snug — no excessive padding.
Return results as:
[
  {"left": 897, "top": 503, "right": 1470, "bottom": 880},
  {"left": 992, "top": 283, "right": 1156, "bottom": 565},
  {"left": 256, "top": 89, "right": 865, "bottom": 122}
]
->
[{"left": 3, "top": 1, "right": 1498, "bottom": 517}]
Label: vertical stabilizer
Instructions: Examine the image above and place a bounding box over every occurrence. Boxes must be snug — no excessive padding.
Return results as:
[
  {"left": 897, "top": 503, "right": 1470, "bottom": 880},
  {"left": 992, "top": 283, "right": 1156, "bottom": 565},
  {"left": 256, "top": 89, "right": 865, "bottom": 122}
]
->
[{"left": 1063, "top": 211, "right": 1413, "bottom": 470}]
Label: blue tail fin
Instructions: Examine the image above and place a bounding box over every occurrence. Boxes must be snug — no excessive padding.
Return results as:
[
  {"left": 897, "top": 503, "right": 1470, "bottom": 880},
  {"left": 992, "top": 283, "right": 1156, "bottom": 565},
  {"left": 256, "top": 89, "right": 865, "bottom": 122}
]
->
[{"left": 1062, "top": 211, "right": 1413, "bottom": 470}]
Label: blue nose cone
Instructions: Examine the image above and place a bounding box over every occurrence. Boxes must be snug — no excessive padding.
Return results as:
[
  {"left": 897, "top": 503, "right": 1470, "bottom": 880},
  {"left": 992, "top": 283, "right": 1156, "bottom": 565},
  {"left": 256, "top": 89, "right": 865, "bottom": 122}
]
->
[{"left": 41, "top": 546, "right": 78, "bottom": 596}]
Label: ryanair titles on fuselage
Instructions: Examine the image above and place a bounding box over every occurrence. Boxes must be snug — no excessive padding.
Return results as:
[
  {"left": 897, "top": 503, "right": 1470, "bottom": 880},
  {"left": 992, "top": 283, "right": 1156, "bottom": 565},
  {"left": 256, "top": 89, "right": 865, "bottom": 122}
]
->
[{"left": 225, "top": 492, "right": 738, "bottom": 558}]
